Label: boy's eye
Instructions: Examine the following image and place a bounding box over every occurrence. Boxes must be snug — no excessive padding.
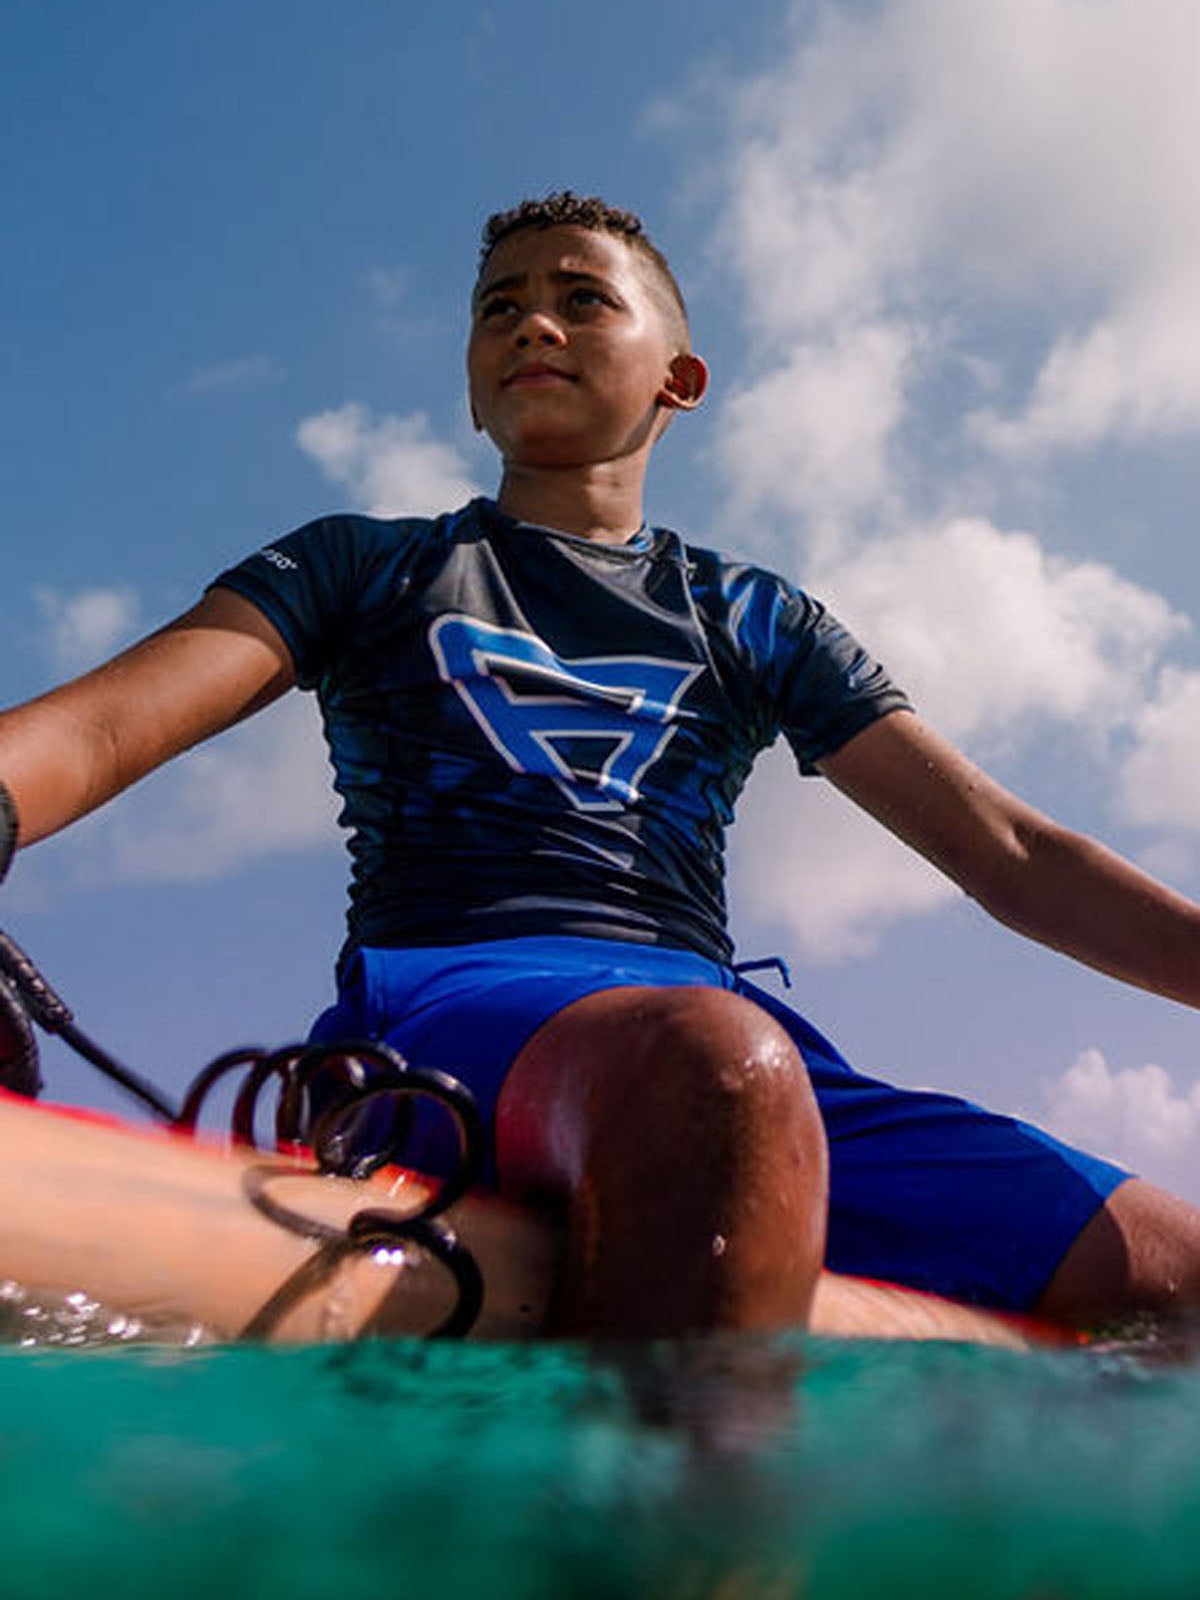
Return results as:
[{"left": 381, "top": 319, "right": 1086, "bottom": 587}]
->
[{"left": 475, "top": 285, "right": 616, "bottom": 324}]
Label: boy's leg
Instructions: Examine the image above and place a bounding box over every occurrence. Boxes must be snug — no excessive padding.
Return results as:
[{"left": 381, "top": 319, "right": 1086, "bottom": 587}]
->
[
  {"left": 1035, "top": 1178, "right": 1200, "bottom": 1323},
  {"left": 733, "top": 977, "right": 1164, "bottom": 1316},
  {"left": 495, "top": 984, "right": 828, "bottom": 1339}
]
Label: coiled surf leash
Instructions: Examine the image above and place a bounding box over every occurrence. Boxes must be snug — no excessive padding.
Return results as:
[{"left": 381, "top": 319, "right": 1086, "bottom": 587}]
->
[{"left": 0, "top": 793, "right": 487, "bottom": 1335}]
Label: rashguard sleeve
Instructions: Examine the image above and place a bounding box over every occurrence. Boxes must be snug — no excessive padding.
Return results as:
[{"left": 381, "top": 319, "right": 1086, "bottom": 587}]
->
[
  {"left": 206, "top": 515, "right": 361, "bottom": 684},
  {"left": 733, "top": 573, "right": 911, "bottom": 773},
  {"left": 208, "top": 516, "right": 411, "bottom": 690},
  {"left": 776, "top": 595, "right": 911, "bottom": 772}
]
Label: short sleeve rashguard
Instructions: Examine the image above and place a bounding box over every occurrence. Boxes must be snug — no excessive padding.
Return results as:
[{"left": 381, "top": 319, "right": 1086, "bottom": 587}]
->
[{"left": 212, "top": 498, "right": 910, "bottom": 964}]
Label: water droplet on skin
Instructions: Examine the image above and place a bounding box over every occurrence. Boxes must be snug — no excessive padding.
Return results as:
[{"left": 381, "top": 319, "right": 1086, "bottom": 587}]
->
[
  {"left": 712, "top": 1234, "right": 727, "bottom": 1257},
  {"left": 371, "top": 1245, "right": 409, "bottom": 1268}
]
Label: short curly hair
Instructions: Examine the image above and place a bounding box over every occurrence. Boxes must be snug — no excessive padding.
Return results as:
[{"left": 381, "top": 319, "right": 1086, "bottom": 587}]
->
[{"left": 477, "top": 191, "right": 690, "bottom": 347}]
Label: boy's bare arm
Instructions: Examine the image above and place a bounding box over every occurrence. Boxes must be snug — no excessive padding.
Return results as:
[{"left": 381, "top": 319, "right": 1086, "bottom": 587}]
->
[
  {"left": 0, "top": 588, "right": 295, "bottom": 849},
  {"left": 819, "top": 709, "right": 1200, "bottom": 1010}
]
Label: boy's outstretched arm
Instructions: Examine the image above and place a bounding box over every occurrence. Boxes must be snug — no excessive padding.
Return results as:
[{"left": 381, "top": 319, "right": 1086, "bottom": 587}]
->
[
  {"left": 0, "top": 588, "right": 294, "bottom": 850},
  {"left": 819, "top": 709, "right": 1200, "bottom": 1011}
]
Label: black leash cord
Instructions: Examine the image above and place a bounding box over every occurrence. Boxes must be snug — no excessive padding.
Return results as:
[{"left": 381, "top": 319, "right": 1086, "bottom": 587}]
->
[
  {"left": 0, "top": 920, "right": 489, "bottom": 1338},
  {"left": 236, "top": 1189, "right": 485, "bottom": 1340},
  {"left": 0, "top": 929, "right": 176, "bottom": 1119}
]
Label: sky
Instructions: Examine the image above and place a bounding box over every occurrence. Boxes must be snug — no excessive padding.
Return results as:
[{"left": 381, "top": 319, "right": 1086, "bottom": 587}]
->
[{"left": 7, "top": 0, "right": 1200, "bottom": 1201}]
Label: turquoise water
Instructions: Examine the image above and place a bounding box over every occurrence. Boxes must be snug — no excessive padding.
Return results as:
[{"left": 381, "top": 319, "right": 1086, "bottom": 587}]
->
[{"left": 3, "top": 1331, "right": 1200, "bottom": 1598}]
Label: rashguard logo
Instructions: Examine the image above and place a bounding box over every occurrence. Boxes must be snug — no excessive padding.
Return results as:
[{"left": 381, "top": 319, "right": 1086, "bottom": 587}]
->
[
  {"left": 259, "top": 546, "right": 298, "bottom": 572},
  {"left": 429, "top": 616, "right": 701, "bottom": 811}
]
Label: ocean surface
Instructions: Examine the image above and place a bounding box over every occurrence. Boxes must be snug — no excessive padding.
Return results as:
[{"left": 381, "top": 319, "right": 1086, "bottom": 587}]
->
[{"left": 2, "top": 1307, "right": 1199, "bottom": 1599}]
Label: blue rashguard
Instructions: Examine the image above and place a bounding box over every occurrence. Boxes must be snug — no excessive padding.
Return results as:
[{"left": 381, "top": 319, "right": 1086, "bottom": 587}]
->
[
  {"left": 214, "top": 497, "right": 1126, "bottom": 1311},
  {"left": 214, "top": 497, "right": 908, "bottom": 964}
]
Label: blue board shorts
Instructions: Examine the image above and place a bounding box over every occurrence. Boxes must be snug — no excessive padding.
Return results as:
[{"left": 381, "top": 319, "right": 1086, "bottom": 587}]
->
[{"left": 310, "top": 934, "right": 1129, "bottom": 1312}]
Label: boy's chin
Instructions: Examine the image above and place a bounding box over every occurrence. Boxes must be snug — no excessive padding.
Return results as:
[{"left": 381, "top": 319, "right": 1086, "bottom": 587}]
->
[
  {"left": 499, "top": 426, "right": 653, "bottom": 473},
  {"left": 500, "top": 441, "right": 613, "bottom": 473}
]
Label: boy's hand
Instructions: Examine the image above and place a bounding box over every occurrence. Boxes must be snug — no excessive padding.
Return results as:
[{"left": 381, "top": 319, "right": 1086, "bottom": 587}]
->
[
  {"left": 0, "top": 780, "right": 15, "bottom": 887},
  {"left": 0, "top": 785, "right": 39, "bottom": 1094}
]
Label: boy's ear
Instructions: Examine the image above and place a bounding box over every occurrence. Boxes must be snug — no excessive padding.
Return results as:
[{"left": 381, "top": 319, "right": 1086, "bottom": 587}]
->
[{"left": 658, "top": 353, "right": 709, "bottom": 413}]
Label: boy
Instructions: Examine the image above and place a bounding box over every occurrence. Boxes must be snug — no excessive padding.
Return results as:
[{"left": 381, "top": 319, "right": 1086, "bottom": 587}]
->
[{"left": 4, "top": 192, "right": 1200, "bottom": 1339}]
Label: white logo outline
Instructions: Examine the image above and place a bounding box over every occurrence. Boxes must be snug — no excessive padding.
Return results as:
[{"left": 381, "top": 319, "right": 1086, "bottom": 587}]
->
[{"left": 429, "top": 615, "right": 702, "bottom": 813}]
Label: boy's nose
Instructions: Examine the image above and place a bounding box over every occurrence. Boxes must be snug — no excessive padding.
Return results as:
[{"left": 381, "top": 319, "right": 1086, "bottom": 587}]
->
[{"left": 514, "top": 308, "right": 567, "bottom": 347}]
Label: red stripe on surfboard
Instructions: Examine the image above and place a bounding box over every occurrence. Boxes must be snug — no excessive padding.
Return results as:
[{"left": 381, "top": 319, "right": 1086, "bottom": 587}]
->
[{"left": 847, "top": 1273, "right": 1083, "bottom": 1347}]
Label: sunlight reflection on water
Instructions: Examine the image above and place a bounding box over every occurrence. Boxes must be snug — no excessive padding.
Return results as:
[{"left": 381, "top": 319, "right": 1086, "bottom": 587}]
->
[{"left": 0, "top": 1278, "right": 210, "bottom": 1349}]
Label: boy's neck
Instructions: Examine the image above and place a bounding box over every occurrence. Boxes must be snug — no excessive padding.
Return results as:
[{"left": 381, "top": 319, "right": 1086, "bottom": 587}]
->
[{"left": 494, "top": 463, "right": 646, "bottom": 545}]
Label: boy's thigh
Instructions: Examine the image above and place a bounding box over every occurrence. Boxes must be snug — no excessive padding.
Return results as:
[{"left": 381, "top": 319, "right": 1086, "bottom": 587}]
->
[
  {"left": 311, "top": 941, "right": 1128, "bottom": 1312},
  {"left": 733, "top": 978, "right": 1130, "bottom": 1312},
  {"left": 815, "top": 1068, "right": 1129, "bottom": 1311},
  {"left": 308, "top": 936, "right": 739, "bottom": 1182},
  {"left": 1034, "top": 1176, "right": 1200, "bottom": 1320}
]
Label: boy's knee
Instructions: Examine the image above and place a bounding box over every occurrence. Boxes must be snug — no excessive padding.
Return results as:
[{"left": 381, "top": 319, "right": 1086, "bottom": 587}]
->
[
  {"left": 588, "top": 985, "right": 819, "bottom": 1154},
  {"left": 497, "top": 982, "right": 821, "bottom": 1199},
  {"left": 629, "top": 985, "right": 807, "bottom": 1089}
]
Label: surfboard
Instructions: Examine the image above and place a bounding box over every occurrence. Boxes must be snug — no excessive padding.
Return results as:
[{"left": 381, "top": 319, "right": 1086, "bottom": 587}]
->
[{"left": 0, "top": 1089, "right": 1066, "bottom": 1350}]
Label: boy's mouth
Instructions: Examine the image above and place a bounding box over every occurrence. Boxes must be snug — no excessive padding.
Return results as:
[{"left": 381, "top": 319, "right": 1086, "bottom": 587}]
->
[{"left": 503, "top": 363, "right": 576, "bottom": 387}]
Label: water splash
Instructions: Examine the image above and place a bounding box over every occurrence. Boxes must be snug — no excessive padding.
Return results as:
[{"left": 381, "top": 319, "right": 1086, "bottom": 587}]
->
[{"left": 0, "top": 1279, "right": 210, "bottom": 1349}]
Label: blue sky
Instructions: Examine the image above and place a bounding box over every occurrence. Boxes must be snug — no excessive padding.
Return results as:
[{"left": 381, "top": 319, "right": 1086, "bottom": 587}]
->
[{"left": 8, "top": 0, "right": 1200, "bottom": 1198}]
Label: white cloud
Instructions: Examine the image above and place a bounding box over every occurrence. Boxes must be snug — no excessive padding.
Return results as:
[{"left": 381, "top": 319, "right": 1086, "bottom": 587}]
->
[
  {"left": 182, "top": 355, "right": 285, "bottom": 395},
  {"left": 367, "top": 267, "right": 410, "bottom": 312},
  {"left": 705, "top": 0, "right": 1200, "bottom": 533},
  {"left": 34, "top": 586, "right": 142, "bottom": 674},
  {"left": 729, "top": 745, "right": 954, "bottom": 962},
  {"left": 716, "top": 323, "right": 915, "bottom": 553},
  {"left": 972, "top": 275, "right": 1200, "bottom": 454},
  {"left": 726, "top": 523, "right": 1185, "bottom": 959},
  {"left": 54, "top": 694, "right": 340, "bottom": 888},
  {"left": 1117, "top": 668, "right": 1200, "bottom": 833},
  {"left": 813, "top": 518, "right": 1186, "bottom": 745},
  {"left": 297, "top": 402, "right": 481, "bottom": 516},
  {"left": 20, "top": 404, "right": 481, "bottom": 897},
  {"left": 1039, "top": 1047, "right": 1200, "bottom": 1204},
  {"left": 9, "top": 587, "right": 339, "bottom": 897},
  {"left": 108, "top": 695, "right": 338, "bottom": 881},
  {"left": 694, "top": 0, "right": 1200, "bottom": 955}
]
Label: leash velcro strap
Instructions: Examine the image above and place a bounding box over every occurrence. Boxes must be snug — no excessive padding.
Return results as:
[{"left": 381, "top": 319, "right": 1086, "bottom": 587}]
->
[
  {"left": 0, "top": 972, "right": 42, "bottom": 1098},
  {"left": 0, "top": 929, "right": 74, "bottom": 1032},
  {"left": 0, "top": 781, "right": 15, "bottom": 889}
]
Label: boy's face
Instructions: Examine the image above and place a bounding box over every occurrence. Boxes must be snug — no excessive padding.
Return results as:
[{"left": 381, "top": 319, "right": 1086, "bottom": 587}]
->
[{"left": 467, "top": 225, "right": 704, "bottom": 471}]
